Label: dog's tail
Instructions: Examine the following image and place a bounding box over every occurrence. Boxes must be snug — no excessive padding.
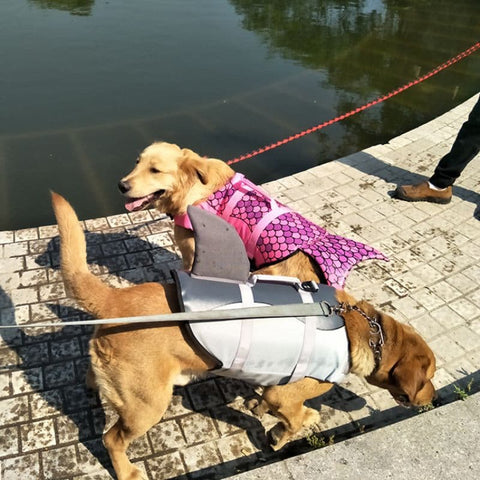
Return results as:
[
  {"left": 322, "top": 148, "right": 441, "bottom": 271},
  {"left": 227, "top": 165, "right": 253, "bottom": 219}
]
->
[{"left": 51, "top": 191, "right": 110, "bottom": 316}]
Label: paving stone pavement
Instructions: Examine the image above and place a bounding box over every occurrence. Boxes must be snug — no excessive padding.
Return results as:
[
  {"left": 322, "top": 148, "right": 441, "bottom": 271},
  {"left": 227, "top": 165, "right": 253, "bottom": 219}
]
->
[{"left": 1, "top": 94, "right": 479, "bottom": 479}]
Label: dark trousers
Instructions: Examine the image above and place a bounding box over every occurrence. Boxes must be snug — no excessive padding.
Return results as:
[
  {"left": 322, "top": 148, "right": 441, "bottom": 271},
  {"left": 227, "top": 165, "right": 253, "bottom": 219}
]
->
[{"left": 430, "top": 96, "right": 480, "bottom": 189}]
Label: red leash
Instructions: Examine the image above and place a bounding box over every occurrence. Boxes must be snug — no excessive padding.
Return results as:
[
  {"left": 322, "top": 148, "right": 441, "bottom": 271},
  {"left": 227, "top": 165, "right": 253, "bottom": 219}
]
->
[{"left": 227, "top": 41, "right": 480, "bottom": 166}]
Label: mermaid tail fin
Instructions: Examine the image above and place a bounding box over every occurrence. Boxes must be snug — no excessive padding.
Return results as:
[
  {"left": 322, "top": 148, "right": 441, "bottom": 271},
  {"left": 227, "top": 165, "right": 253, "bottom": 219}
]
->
[{"left": 303, "top": 233, "right": 388, "bottom": 290}]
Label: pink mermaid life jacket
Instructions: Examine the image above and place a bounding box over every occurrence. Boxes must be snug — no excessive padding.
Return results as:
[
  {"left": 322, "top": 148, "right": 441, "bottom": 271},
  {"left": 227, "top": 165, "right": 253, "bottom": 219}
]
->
[{"left": 174, "top": 173, "right": 388, "bottom": 289}]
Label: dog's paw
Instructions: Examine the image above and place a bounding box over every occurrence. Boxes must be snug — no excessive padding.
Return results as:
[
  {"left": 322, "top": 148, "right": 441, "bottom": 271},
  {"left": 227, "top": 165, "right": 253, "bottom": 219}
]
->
[
  {"left": 123, "top": 466, "right": 147, "bottom": 480},
  {"left": 245, "top": 398, "right": 268, "bottom": 418},
  {"left": 268, "top": 422, "right": 289, "bottom": 451},
  {"left": 245, "top": 398, "right": 259, "bottom": 410},
  {"left": 303, "top": 407, "right": 321, "bottom": 428}
]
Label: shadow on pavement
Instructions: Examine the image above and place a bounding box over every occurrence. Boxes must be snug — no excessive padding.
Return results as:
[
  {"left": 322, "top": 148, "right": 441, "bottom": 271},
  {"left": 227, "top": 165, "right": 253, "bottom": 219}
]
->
[{"left": 339, "top": 152, "right": 480, "bottom": 211}]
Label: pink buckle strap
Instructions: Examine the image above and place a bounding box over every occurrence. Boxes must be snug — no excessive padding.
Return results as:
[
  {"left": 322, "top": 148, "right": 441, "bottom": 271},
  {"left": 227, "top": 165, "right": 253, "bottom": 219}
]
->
[
  {"left": 224, "top": 175, "right": 293, "bottom": 258},
  {"left": 221, "top": 173, "right": 250, "bottom": 220},
  {"left": 174, "top": 201, "right": 218, "bottom": 229},
  {"left": 174, "top": 173, "right": 245, "bottom": 229}
]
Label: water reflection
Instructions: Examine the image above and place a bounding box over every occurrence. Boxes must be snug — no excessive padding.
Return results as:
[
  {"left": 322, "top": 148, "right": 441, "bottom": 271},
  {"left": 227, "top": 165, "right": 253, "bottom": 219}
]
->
[
  {"left": 230, "top": 0, "right": 480, "bottom": 158},
  {"left": 29, "top": 0, "right": 94, "bottom": 16},
  {"left": 1, "top": 0, "right": 479, "bottom": 230}
]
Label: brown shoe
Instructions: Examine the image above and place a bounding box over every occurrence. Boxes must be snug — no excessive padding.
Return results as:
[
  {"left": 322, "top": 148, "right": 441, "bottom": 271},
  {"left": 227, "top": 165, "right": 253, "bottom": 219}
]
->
[{"left": 394, "top": 181, "right": 452, "bottom": 204}]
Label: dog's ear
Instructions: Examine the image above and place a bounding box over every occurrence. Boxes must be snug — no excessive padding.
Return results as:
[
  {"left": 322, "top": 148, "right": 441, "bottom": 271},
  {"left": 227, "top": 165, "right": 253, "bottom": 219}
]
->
[
  {"left": 181, "top": 149, "right": 234, "bottom": 187},
  {"left": 181, "top": 149, "right": 210, "bottom": 185},
  {"left": 390, "top": 354, "right": 428, "bottom": 404},
  {"left": 181, "top": 148, "right": 201, "bottom": 161}
]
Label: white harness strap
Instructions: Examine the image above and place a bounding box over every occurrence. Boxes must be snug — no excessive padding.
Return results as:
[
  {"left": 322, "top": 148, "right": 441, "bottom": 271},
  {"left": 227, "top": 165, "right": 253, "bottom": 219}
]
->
[
  {"left": 289, "top": 288, "right": 316, "bottom": 383},
  {"left": 230, "top": 283, "right": 255, "bottom": 372},
  {"left": 175, "top": 271, "right": 349, "bottom": 386},
  {"left": 225, "top": 279, "right": 318, "bottom": 383}
]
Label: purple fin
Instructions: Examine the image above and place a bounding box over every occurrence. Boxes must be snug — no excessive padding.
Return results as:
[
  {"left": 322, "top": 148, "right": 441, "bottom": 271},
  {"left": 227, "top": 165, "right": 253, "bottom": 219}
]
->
[
  {"left": 188, "top": 206, "right": 250, "bottom": 282},
  {"left": 303, "top": 232, "right": 389, "bottom": 289}
]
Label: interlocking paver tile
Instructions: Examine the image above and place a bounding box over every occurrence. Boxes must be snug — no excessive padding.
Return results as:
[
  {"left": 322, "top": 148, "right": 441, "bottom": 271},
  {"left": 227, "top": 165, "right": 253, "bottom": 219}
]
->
[
  {"left": 0, "top": 393, "right": 30, "bottom": 425},
  {"left": 29, "top": 390, "right": 64, "bottom": 419},
  {"left": 4, "top": 242, "right": 29, "bottom": 257},
  {"left": 1, "top": 453, "right": 40, "bottom": 480},
  {"left": 0, "top": 231, "right": 14, "bottom": 244},
  {"left": 0, "top": 372, "right": 11, "bottom": 399},
  {"left": 0, "top": 425, "right": 19, "bottom": 457},
  {"left": 179, "top": 413, "right": 220, "bottom": 445},
  {"left": 44, "top": 362, "right": 76, "bottom": 389},
  {"left": 146, "top": 451, "right": 187, "bottom": 479},
  {"left": 149, "top": 419, "right": 186, "bottom": 452},
  {"left": 449, "top": 297, "right": 480, "bottom": 319},
  {"left": 429, "top": 335, "right": 467, "bottom": 364},
  {"left": 38, "top": 225, "right": 59, "bottom": 239},
  {"left": 410, "top": 287, "right": 445, "bottom": 311},
  {"left": 18, "top": 269, "right": 48, "bottom": 288},
  {"left": 127, "top": 434, "right": 153, "bottom": 458},
  {"left": 11, "top": 368, "right": 43, "bottom": 395},
  {"left": 181, "top": 441, "right": 222, "bottom": 475},
  {"left": 106, "top": 214, "right": 131, "bottom": 228},
  {"left": 41, "top": 444, "right": 82, "bottom": 478},
  {"left": 14, "top": 228, "right": 38, "bottom": 242},
  {"left": 20, "top": 419, "right": 56, "bottom": 452},
  {"left": 409, "top": 314, "right": 445, "bottom": 340},
  {"left": 212, "top": 403, "right": 261, "bottom": 437},
  {"left": 449, "top": 325, "right": 480, "bottom": 352}
]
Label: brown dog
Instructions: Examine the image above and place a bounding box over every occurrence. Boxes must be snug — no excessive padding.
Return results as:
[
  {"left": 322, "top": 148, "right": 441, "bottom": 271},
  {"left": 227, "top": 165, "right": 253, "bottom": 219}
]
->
[
  {"left": 51, "top": 192, "right": 436, "bottom": 480},
  {"left": 118, "top": 141, "right": 381, "bottom": 285}
]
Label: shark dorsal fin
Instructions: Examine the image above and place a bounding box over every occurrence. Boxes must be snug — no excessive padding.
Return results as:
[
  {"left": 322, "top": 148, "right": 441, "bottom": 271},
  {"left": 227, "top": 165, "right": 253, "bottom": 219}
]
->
[{"left": 188, "top": 206, "right": 250, "bottom": 282}]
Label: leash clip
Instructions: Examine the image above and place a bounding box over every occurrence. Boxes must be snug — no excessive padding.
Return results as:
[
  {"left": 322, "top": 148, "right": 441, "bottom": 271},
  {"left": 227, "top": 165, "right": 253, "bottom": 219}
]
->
[{"left": 318, "top": 300, "right": 337, "bottom": 316}]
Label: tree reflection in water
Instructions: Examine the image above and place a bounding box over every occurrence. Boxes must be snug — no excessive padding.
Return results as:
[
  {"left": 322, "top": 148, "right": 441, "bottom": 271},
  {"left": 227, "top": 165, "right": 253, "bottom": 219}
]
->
[
  {"left": 29, "top": 0, "right": 94, "bottom": 16},
  {"left": 229, "top": 0, "right": 480, "bottom": 160}
]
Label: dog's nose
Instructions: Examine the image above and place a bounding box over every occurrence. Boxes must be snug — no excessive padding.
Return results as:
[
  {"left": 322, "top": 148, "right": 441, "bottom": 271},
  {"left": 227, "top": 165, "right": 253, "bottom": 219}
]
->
[{"left": 118, "top": 180, "right": 130, "bottom": 194}]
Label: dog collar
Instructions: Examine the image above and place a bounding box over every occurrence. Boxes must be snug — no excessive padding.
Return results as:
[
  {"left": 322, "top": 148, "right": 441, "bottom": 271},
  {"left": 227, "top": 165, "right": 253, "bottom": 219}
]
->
[{"left": 335, "top": 303, "right": 384, "bottom": 372}]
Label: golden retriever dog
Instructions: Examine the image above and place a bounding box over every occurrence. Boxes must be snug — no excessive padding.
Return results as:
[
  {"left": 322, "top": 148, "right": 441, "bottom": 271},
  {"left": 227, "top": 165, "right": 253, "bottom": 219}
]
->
[
  {"left": 118, "top": 142, "right": 387, "bottom": 288},
  {"left": 51, "top": 192, "right": 436, "bottom": 480},
  {"left": 119, "top": 142, "right": 236, "bottom": 271}
]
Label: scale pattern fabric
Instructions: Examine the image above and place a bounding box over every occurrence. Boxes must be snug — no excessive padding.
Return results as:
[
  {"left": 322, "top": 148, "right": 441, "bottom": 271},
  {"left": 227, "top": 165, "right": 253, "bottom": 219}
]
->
[{"left": 178, "top": 174, "right": 388, "bottom": 289}]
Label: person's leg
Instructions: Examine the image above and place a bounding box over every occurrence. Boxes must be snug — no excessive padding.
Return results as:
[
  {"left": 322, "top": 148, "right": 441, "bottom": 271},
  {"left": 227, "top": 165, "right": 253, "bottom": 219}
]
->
[
  {"left": 394, "top": 96, "right": 480, "bottom": 203},
  {"left": 429, "top": 96, "right": 480, "bottom": 188}
]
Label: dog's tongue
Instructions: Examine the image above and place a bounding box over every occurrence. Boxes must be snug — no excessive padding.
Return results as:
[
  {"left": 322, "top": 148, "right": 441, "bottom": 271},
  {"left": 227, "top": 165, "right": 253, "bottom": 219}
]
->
[{"left": 124, "top": 194, "right": 153, "bottom": 212}]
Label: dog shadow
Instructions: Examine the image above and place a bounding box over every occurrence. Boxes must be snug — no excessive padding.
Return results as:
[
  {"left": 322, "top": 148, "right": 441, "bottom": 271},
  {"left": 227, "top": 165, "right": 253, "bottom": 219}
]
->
[
  {"left": 2, "top": 228, "right": 369, "bottom": 478},
  {"left": 0, "top": 285, "right": 113, "bottom": 477}
]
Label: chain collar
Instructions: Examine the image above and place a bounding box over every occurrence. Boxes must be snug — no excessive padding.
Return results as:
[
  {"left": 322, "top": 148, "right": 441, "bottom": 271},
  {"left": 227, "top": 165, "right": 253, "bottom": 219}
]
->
[{"left": 332, "top": 302, "right": 385, "bottom": 370}]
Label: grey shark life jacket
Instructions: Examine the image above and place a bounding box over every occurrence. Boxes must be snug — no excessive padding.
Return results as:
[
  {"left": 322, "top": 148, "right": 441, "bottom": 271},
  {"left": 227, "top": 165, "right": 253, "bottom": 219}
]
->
[{"left": 173, "top": 270, "right": 350, "bottom": 386}]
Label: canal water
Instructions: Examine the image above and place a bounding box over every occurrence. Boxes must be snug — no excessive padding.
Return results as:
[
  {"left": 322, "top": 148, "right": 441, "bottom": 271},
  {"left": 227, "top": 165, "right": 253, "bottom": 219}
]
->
[{"left": 1, "top": 0, "right": 479, "bottom": 230}]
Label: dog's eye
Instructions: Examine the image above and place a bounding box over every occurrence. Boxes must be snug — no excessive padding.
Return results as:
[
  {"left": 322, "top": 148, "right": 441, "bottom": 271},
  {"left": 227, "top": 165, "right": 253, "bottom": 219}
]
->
[
  {"left": 150, "top": 167, "right": 161, "bottom": 174},
  {"left": 135, "top": 158, "right": 140, "bottom": 164}
]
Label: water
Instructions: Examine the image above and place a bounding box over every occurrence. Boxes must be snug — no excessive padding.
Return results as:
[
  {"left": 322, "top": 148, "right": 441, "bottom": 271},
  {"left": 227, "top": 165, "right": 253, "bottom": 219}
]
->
[{"left": 0, "top": 0, "right": 479, "bottom": 230}]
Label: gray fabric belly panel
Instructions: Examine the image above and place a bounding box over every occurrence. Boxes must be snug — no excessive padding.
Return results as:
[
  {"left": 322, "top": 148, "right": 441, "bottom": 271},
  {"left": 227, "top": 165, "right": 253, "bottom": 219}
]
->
[{"left": 173, "top": 271, "right": 349, "bottom": 386}]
